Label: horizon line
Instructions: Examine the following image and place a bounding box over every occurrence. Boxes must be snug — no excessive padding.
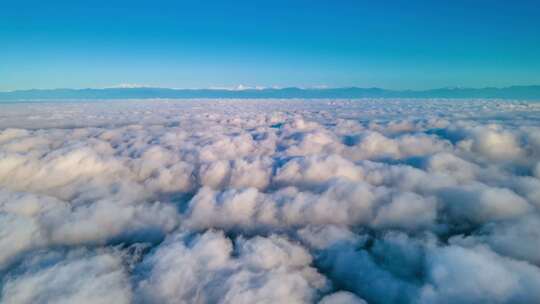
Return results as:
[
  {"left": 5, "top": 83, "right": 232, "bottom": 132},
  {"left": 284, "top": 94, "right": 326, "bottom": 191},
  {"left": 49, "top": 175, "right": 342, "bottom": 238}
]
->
[{"left": 3, "top": 84, "right": 540, "bottom": 93}]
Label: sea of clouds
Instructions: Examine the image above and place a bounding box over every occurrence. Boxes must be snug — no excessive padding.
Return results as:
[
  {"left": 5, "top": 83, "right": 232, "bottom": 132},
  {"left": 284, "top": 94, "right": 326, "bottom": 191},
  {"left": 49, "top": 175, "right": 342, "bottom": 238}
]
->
[{"left": 1, "top": 98, "right": 540, "bottom": 303}]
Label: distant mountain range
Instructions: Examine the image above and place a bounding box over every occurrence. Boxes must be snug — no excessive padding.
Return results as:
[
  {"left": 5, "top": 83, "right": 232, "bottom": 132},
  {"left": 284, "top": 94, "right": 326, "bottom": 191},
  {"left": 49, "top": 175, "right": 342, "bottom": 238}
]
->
[{"left": 1, "top": 86, "right": 540, "bottom": 100}]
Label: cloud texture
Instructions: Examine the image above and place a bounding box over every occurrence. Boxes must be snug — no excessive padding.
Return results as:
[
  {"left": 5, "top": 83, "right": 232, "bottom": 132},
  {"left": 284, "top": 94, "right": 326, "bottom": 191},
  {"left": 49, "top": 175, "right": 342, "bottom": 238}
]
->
[{"left": 1, "top": 98, "right": 540, "bottom": 303}]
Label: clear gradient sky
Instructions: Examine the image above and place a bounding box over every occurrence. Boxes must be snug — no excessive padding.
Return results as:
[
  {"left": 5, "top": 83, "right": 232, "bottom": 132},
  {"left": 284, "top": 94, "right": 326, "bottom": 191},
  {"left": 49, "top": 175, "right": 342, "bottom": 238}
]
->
[{"left": 1, "top": 0, "right": 540, "bottom": 91}]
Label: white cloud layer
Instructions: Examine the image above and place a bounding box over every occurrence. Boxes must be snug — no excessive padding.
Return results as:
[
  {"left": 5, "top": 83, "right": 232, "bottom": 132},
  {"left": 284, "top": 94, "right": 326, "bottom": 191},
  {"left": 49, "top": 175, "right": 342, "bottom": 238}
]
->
[{"left": 1, "top": 98, "right": 540, "bottom": 303}]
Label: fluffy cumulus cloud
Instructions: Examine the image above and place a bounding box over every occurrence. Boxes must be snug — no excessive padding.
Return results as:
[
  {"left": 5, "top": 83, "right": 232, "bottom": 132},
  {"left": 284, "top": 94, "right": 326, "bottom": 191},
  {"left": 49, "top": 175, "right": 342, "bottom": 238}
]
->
[
  {"left": 1, "top": 98, "right": 540, "bottom": 303},
  {"left": 136, "top": 231, "right": 328, "bottom": 304},
  {"left": 2, "top": 248, "right": 133, "bottom": 304}
]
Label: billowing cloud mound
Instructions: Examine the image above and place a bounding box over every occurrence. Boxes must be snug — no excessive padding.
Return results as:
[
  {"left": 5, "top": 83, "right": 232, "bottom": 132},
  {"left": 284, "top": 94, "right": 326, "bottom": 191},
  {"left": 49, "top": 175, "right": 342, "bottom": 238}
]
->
[{"left": 1, "top": 98, "right": 540, "bottom": 303}]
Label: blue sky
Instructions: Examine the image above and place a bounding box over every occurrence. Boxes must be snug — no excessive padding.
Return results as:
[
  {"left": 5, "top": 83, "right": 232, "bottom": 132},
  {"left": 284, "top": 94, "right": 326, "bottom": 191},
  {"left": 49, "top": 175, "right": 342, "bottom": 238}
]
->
[{"left": 1, "top": 0, "right": 540, "bottom": 91}]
